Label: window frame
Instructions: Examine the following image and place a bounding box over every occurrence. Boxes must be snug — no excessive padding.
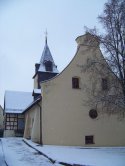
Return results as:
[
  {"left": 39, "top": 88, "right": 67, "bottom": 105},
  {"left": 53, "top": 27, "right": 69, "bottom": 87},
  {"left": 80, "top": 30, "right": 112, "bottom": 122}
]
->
[
  {"left": 72, "top": 77, "right": 80, "bottom": 89},
  {"left": 44, "top": 61, "right": 53, "bottom": 72},
  {"left": 85, "top": 135, "right": 94, "bottom": 144},
  {"left": 5, "top": 113, "right": 18, "bottom": 130}
]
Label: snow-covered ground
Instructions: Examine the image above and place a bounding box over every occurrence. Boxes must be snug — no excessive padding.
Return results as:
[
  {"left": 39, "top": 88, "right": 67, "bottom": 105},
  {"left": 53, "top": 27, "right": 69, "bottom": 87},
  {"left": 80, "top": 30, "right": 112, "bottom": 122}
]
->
[
  {"left": 2, "top": 138, "right": 54, "bottom": 166},
  {"left": 0, "top": 140, "right": 6, "bottom": 166},
  {"left": 24, "top": 138, "right": 125, "bottom": 166},
  {"left": 1, "top": 137, "right": 125, "bottom": 166}
]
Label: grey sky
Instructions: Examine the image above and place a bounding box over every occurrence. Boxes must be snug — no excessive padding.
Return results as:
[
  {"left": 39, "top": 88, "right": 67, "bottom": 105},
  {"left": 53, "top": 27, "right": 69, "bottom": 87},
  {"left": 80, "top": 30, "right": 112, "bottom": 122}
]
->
[{"left": 0, "top": 0, "right": 106, "bottom": 106}]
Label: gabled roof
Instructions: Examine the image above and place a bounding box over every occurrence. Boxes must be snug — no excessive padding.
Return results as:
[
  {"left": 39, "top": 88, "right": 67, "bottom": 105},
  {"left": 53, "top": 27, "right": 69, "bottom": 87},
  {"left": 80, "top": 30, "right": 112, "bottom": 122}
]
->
[
  {"left": 4, "top": 91, "right": 33, "bottom": 114},
  {"left": 38, "top": 39, "right": 59, "bottom": 73}
]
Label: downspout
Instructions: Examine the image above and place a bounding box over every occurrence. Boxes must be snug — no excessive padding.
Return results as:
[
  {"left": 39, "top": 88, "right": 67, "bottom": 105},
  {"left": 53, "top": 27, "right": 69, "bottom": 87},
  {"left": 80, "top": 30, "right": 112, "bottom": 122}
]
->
[{"left": 37, "top": 103, "right": 43, "bottom": 145}]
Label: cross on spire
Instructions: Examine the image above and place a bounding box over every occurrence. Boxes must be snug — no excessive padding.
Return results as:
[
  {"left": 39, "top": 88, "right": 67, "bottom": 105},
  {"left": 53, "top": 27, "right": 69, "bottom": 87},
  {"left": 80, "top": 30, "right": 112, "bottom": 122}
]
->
[{"left": 45, "top": 29, "right": 48, "bottom": 44}]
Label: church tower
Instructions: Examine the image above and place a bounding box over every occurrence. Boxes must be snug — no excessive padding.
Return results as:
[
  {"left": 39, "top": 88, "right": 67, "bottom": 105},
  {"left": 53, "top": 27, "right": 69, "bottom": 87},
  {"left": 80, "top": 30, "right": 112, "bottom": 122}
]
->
[{"left": 33, "top": 35, "right": 59, "bottom": 99}]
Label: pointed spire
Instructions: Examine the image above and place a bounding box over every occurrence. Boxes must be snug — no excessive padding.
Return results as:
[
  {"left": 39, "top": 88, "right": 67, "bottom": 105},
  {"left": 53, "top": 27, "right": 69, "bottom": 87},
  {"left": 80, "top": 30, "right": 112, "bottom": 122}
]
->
[
  {"left": 45, "top": 29, "right": 48, "bottom": 45},
  {"left": 38, "top": 31, "right": 59, "bottom": 73},
  {"left": 33, "top": 31, "right": 59, "bottom": 78}
]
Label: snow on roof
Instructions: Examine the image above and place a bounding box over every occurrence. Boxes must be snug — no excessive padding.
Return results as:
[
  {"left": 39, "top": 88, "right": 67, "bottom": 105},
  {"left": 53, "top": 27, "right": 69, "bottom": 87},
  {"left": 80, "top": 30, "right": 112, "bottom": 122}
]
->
[
  {"left": 23, "top": 96, "right": 41, "bottom": 114},
  {"left": 40, "top": 43, "right": 55, "bottom": 65},
  {"left": 33, "top": 89, "right": 41, "bottom": 94},
  {"left": 38, "top": 64, "right": 59, "bottom": 73},
  {"left": 4, "top": 90, "right": 33, "bottom": 114},
  {"left": 38, "top": 42, "right": 59, "bottom": 73}
]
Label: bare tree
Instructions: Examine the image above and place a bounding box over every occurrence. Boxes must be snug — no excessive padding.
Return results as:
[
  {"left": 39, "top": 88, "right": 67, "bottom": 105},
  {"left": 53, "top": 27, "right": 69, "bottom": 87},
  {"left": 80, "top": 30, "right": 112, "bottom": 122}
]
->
[
  {"left": 84, "top": 0, "right": 125, "bottom": 115},
  {"left": 98, "top": 0, "right": 125, "bottom": 98}
]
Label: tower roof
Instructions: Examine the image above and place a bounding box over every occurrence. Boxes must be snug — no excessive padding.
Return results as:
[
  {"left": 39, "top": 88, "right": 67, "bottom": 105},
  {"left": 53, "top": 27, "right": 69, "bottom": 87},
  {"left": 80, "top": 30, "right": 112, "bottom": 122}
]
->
[
  {"left": 38, "top": 36, "right": 59, "bottom": 73},
  {"left": 39, "top": 43, "right": 55, "bottom": 65}
]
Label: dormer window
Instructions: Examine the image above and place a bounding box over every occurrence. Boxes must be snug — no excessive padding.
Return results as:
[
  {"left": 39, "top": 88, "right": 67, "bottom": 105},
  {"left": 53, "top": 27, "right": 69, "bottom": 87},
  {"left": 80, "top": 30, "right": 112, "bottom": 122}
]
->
[{"left": 44, "top": 61, "right": 53, "bottom": 72}]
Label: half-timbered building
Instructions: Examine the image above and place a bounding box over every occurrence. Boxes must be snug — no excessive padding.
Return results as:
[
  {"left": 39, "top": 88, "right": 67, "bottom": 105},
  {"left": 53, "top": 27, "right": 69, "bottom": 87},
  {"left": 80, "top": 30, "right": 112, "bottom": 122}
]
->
[{"left": 4, "top": 91, "right": 33, "bottom": 137}]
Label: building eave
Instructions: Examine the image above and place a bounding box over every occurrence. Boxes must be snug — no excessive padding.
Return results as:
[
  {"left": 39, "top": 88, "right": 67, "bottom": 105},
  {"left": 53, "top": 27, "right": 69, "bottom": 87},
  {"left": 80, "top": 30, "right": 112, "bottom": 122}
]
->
[{"left": 22, "top": 96, "right": 42, "bottom": 114}]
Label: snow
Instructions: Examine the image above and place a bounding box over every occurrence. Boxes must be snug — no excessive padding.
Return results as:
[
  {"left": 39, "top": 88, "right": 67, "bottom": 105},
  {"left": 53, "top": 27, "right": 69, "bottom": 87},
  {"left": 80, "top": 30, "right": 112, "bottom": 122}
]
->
[
  {"left": 4, "top": 91, "right": 33, "bottom": 113},
  {"left": 22, "top": 96, "right": 41, "bottom": 113},
  {"left": 38, "top": 42, "right": 59, "bottom": 73},
  {"left": 40, "top": 43, "right": 55, "bottom": 65},
  {"left": 2, "top": 138, "right": 54, "bottom": 166},
  {"left": 1, "top": 137, "right": 125, "bottom": 166},
  {"left": 0, "top": 140, "right": 6, "bottom": 166},
  {"left": 33, "top": 89, "right": 41, "bottom": 94},
  {"left": 24, "top": 139, "right": 125, "bottom": 166},
  {"left": 5, "top": 110, "right": 25, "bottom": 113},
  {"left": 38, "top": 64, "right": 58, "bottom": 73}
]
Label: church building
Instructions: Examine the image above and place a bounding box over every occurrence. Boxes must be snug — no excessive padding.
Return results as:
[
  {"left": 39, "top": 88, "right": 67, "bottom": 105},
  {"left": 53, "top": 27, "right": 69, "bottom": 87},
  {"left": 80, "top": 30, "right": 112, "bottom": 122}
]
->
[{"left": 23, "top": 33, "right": 125, "bottom": 146}]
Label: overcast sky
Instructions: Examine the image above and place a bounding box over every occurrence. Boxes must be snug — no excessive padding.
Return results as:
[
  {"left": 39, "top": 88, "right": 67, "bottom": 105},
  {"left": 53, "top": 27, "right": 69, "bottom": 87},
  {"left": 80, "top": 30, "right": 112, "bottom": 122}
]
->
[{"left": 0, "top": 0, "right": 107, "bottom": 106}]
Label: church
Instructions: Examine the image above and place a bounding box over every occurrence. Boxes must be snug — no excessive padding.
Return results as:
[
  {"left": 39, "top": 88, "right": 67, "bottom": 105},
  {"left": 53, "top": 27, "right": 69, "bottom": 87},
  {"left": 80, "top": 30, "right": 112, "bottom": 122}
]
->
[{"left": 23, "top": 33, "right": 125, "bottom": 146}]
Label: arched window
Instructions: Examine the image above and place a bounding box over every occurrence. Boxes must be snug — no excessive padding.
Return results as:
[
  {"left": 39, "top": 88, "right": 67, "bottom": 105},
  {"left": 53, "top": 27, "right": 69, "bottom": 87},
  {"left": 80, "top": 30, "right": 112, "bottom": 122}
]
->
[{"left": 44, "top": 61, "right": 53, "bottom": 72}]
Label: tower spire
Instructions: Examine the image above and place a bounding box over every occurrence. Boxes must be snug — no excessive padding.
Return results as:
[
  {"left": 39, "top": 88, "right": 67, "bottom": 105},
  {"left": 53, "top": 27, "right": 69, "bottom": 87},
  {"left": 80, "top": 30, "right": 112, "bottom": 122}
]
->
[{"left": 45, "top": 29, "right": 48, "bottom": 45}]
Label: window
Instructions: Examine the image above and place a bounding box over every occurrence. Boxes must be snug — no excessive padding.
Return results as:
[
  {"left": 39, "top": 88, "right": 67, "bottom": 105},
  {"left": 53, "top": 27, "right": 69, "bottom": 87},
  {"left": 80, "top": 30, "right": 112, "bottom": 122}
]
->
[
  {"left": 102, "top": 78, "right": 108, "bottom": 90},
  {"left": 5, "top": 113, "right": 18, "bottom": 130},
  {"left": 89, "top": 109, "right": 98, "bottom": 119},
  {"left": 44, "top": 61, "right": 53, "bottom": 71},
  {"left": 72, "top": 77, "right": 80, "bottom": 89},
  {"left": 85, "top": 135, "right": 94, "bottom": 144}
]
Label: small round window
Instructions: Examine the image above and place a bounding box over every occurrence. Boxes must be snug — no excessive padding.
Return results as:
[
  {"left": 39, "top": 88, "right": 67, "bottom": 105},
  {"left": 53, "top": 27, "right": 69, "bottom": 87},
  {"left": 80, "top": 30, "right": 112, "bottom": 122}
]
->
[{"left": 89, "top": 109, "right": 98, "bottom": 119}]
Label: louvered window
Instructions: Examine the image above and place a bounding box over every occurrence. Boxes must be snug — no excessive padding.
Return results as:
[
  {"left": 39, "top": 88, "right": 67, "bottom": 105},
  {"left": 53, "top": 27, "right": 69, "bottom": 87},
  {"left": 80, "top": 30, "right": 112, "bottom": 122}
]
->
[{"left": 45, "top": 61, "right": 53, "bottom": 71}]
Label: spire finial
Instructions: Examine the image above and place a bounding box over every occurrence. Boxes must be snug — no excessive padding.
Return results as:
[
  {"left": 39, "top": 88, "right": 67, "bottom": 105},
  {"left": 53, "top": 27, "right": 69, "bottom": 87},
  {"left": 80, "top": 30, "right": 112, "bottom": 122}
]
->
[{"left": 45, "top": 29, "right": 48, "bottom": 44}]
